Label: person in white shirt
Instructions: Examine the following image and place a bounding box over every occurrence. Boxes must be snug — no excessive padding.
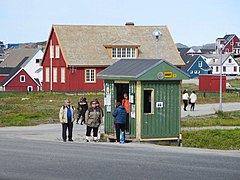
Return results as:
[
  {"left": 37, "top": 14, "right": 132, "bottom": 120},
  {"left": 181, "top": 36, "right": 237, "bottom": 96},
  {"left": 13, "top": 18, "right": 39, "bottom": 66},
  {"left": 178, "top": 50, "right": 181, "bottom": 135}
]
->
[
  {"left": 190, "top": 91, "right": 197, "bottom": 111},
  {"left": 182, "top": 90, "right": 189, "bottom": 111}
]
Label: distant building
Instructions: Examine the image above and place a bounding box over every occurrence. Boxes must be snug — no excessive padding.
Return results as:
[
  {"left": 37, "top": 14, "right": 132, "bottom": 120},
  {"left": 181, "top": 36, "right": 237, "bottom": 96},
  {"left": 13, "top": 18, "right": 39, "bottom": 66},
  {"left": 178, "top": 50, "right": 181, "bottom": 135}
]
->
[
  {"left": 216, "top": 34, "right": 240, "bottom": 55},
  {"left": 0, "top": 48, "right": 4, "bottom": 62},
  {"left": 201, "top": 54, "right": 239, "bottom": 76},
  {"left": 0, "top": 47, "right": 43, "bottom": 91}
]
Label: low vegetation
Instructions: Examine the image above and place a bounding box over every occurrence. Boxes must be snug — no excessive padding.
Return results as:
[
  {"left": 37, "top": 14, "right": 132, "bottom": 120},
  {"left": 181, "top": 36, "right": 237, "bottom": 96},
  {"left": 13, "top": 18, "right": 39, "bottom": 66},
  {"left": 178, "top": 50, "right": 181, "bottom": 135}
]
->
[
  {"left": 182, "top": 129, "right": 240, "bottom": 150},
  {"left": 0, "top": 92, "right": 103, "bottom": 127},
  {"left": 181, "top": 111, "right": 240, "bottom": 127}
]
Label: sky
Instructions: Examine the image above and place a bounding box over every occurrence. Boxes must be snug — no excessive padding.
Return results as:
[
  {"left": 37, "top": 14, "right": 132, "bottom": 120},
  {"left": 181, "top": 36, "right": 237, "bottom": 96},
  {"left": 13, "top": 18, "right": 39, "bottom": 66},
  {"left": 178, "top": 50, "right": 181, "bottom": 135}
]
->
[{"left": 1, "top": 0, "right": 239, "bottom": 47}]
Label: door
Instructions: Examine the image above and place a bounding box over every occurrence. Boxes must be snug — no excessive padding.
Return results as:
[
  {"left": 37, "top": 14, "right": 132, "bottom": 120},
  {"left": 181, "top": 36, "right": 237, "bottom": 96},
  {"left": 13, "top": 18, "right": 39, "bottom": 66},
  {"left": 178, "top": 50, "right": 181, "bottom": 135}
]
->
[{"left": 27, "top": 86, "right": 33, "bottom": 92}]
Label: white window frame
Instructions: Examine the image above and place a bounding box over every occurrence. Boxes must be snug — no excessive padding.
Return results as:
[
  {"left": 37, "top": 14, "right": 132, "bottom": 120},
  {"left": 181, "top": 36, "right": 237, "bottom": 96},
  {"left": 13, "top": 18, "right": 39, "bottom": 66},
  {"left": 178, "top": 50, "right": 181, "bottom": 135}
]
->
[
  {"left": 53, "top": 67, "right": 57, "bottom": 83},
  {"left": 216, "top": 66, "right": 219, "bottom": 72},
  {"left": 50, "top": 45, "right": 54, "bottom": 58},
  {"left": 20, "top": 75, "right": 25, "bottom": 82},
  {"left": 85, "top": 69, "right": 96, "bottom": 83},
  {"left": 45, "top": 67, "right": 50, "bottom": 82},
  {"left": 27, "top": 86, "right": 33, "bottom": 92},
  {"left": 61, "top": 67, "right": 65, "bottom": 83},
  {"left": 198, "top": 61, "right": 202, "bottom": 67},
  {"left": 190, "top": 70, "right": 193, "bottom": 74},
  {"left": 55, "top": 45, "right": 60, "bottom": 59},
  {"left": 112, "top": 47, "right": 137, "bottom": 59}
]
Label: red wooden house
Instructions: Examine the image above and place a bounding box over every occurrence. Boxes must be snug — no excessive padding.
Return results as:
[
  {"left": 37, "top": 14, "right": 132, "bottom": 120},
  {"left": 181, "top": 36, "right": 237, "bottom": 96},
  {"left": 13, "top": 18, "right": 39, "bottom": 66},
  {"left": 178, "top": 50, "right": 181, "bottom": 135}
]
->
[
  {"left": 0, "top": 67, "right": 41, "bottom": 91},
  {"left": 216, "top": 34, "right": 240, "bottom": 55},
  {"left": 41, "top": 23, "right": 185, "bottom": 91}
]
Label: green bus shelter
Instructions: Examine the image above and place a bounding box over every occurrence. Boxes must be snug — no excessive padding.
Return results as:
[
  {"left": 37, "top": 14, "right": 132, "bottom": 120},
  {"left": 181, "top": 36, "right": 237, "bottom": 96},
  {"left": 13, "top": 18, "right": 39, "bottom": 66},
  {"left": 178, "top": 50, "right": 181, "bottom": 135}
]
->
[{"left": 97, "top": 59, "right": 189, "bottom": 142}]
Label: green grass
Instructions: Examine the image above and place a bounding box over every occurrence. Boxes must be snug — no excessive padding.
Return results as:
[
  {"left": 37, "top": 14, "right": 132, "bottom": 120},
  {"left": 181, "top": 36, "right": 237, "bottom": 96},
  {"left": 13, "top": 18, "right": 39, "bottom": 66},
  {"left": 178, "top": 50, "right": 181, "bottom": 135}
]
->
[
  {"left": 182, "top": 83, "right": 240, "bottom": 104},
  {"left": 227, "top": 79, "right": 240, "bottom": 88},
  {"left": 0, "top": 92, "right": 103, "bottom": 127},
  {"left": 182, "top": 129, "right": 240, "bottom": 150},
  {"left": 181, "top": 111, "right": 240, "bottom": 127}
]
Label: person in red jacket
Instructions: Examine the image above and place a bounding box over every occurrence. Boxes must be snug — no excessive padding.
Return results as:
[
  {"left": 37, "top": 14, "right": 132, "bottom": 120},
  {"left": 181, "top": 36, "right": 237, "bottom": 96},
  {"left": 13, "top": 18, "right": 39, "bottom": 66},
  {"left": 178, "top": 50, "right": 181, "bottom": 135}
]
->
[{"left": 122, "top": 93, "right": 130, "bottom": 132}]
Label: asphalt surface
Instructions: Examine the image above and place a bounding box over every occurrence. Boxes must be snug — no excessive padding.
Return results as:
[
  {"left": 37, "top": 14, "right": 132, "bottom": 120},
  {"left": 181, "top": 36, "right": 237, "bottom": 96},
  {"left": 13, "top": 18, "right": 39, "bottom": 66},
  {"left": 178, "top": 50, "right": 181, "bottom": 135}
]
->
[
  {"left": 0, "top": 124, "right": 240, "bottom": 180},
  {"left": 181, "top": 102, "right": 240, "bottom": 117}
]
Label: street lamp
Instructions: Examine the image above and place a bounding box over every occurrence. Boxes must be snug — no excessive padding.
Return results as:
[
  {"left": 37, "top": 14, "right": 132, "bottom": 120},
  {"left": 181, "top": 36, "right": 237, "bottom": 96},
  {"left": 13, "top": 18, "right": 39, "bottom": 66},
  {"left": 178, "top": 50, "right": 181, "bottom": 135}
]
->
[
  {"left": 152, "top": 30, "right": 162, "bottom": 59},
  {"left": 218, "top": 43, "right": 224, "bottom": 112}
]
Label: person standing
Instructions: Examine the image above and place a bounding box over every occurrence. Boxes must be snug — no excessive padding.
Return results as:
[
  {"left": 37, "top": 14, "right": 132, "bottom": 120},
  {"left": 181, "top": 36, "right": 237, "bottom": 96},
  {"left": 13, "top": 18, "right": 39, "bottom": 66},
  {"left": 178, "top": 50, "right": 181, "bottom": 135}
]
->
[
  {"left": 85, "top": 101, "right": 101, "bottom": 142},
  {"left": 59, "top": 99, "right": 76, "bottom": 142},
  {"left": 77, "top": 97, "right": 88, "bottom": 125},
  {"left": 190, "top": 91, "right": 197, "bottom": 111},
  {"left": 112, "top": 102, "right": 127, "bottom": 143},
  {"left": 122, "top": 93, "right": 130, "bottom": 132},
  {"left": 182, "top": 90, "right": 189, "bottom": 111}
]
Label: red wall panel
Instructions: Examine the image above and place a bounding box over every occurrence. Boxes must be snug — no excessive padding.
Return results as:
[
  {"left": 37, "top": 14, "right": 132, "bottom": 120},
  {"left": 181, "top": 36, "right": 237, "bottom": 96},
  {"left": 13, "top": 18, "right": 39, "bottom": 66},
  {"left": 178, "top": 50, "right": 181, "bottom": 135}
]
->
[
  {"left": 4, "top": 69, "right": 39, "bottom": 91},
  {"left": 42, "top": 29, "right": 105, "bottom": 91},
  {"left": 199, "top": 75, "right": 226, "bottom": 92}
]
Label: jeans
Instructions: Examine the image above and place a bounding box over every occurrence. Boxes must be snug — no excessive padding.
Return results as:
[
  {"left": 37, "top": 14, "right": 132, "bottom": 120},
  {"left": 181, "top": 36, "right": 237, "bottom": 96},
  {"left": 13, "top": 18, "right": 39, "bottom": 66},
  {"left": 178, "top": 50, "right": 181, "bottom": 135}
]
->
[
  {"left": 86, "top": 126, "right": 98, "bottom": 137},
  {"left": 116, "top": 124, "right": 126, "bottom": 142}
]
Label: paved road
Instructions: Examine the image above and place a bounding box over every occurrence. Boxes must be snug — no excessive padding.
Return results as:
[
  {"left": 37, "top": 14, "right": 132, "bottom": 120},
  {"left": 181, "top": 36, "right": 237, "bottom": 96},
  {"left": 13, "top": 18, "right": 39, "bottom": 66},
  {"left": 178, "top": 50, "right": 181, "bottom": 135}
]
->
[
  {"left": 181, "top": 102, "right": 240, "bottom": 117},
  {"left": 0, "top": 124, "right": 240, "bottom": 180},
  {"left": 0, "top": 136, "right": 240, "bottom": 180}
]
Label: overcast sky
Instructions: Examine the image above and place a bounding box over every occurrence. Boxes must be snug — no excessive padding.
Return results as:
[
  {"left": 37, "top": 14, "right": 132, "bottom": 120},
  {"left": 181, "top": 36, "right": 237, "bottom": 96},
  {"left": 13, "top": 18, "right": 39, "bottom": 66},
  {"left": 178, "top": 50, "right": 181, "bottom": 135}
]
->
[{"left": 1, "top": 0, "right": 239, "bottom": 46}]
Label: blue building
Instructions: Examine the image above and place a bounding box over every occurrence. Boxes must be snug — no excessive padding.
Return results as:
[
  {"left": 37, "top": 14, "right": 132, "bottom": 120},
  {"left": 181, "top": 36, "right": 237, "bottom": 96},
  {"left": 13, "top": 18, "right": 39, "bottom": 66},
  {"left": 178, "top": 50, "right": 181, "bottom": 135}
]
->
[{"left": 181, "top": 55, "right": 212, "bottom": 78}]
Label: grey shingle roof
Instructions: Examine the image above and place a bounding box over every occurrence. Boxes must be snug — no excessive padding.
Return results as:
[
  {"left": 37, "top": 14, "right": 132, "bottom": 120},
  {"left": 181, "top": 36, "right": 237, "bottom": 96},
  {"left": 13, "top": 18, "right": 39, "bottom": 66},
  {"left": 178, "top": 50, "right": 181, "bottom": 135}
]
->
[
  {"left": 0, "top": 67, "right": 15, "bottom": 74},
  {"left": 0, "top": 48, "right": 38, "bottom": 68},
  {"left": 49, "top": 25, "right": 185, "bottom": 66},
  {"left": 97, "top": 59, "right": 161, "bottom": 77},
  {"left": 0, "top": 67, "right": 21, "bottom": 86},
  {"left": 181, "top": 55, "right": 199, "bottom": 71}
]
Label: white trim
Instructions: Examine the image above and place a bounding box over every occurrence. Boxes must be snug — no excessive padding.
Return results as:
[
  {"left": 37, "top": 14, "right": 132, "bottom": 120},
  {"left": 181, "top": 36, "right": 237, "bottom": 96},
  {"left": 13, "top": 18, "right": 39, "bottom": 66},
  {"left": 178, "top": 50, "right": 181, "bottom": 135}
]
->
[
  {"left": 53, "top": 67, "right": 57, "bottom": 83},
  {"left": 2, "top": 68, "right": 40, "bottom": 87},
  {"left": 85, "top": 68, "right": 96, "bottom": 83},
  {"left": 61, "top": 67, "right": 65, "bottom": 83},
  {"left": 27, "top": 86, "right": 33, "bottom": 92},
  {"left": 20, "top": 75, "right": 25, "bottom": 82},
  {"left": 55, "top": 45, "right": 60, "bottom": 59}
]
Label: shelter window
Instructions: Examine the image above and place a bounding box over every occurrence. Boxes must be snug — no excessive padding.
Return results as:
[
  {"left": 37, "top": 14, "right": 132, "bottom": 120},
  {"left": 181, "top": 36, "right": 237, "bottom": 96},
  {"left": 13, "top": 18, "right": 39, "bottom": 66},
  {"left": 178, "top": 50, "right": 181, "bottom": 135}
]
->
[
  {"left": 85, "top": 69, "right": 96, "bottom": 83},
  {"left": 144, "top": 89, "right": 154, "bottom": 114},
  {"left": 20, "top": 75, "right": 25, "bottom": 82}
]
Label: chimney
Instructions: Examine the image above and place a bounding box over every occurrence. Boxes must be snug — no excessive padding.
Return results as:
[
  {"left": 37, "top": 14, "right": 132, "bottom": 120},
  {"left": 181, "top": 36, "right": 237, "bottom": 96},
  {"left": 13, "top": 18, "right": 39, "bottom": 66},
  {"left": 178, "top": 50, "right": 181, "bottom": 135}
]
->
[{"left": 125, "top": 22, "right": 134, "bottom": 26}]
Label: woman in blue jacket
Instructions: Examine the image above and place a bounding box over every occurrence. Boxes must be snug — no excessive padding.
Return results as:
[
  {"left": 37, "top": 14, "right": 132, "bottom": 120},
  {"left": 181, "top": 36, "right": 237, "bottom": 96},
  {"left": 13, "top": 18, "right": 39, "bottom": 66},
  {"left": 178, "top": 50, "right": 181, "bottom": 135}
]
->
[{"left": 112, "top": 102, "right": 127, "bottom": 143}]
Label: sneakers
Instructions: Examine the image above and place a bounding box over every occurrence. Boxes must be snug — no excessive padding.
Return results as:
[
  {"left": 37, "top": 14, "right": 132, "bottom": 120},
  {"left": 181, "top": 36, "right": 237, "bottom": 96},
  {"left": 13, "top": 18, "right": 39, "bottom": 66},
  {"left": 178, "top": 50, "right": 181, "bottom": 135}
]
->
[
  {"left": 68, "top": 139, "right": 73, "bottom": 142},
  {"left": 86, "top": 139, "right": 89, "bottom": 142}
]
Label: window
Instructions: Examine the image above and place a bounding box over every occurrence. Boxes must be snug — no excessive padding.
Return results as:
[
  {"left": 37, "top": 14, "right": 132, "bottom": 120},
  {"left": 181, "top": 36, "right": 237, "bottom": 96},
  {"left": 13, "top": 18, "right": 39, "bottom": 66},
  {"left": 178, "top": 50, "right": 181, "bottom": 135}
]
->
[
  {"left": 144, "top": 89, "right": 154, "bottom": 114},
  {"left": 36, "top": 59, "right": 41, "bottom": 63},
  {"left": 27, "top": 86, "right": 33, "bottom": 92},
  {"left": 61, "top": 68, "right": 65, "bottom": 83},
  {"left": 213, "top": 59, "right": 215, "bottom": 63},
  {"left": 229, "top": 59, "right": 232, "bottom": 63},
  {"left": 194, "top": 70, "right": 198, "bottom": 74},
  {"left": 198, "top": 61, "right": 202, "bottom": 67},
  {"left": 112, "top": 48, "right": 116, "bottom": 58},
  {"left": 234, "top": 66, "right": 237, "bottom": 72},
  {"left": 225, "top": 48, "right": 229, "bottom": 53},
  {"left": 223, "top": 66, "right": 226, "bottom": 72},
  {"left": 190, "top": 70, "right": 193, "bottom": 74},
  {"left": 53, "top": 67, "right": 57, "bottom": 83},
  {"left": 20, "top": 75, "right": 25, "bottom": 82},
  {"left": 85, "top": 69, "right": 96, "bottom": 83},
  {"left": 216, "top": 66, "right": 219, "bottom": 72},
  {"left": 50, "top": 45, "right": 54, "bottom": 58},
  {"left": 55, "top": 45, "right": 60, "bottom": 58},
  {"left": 112, "top": 48, "right": 137, "bottom": 59},
  {"left": 45, "top": 67, "right": 50, "bottom": 82}
]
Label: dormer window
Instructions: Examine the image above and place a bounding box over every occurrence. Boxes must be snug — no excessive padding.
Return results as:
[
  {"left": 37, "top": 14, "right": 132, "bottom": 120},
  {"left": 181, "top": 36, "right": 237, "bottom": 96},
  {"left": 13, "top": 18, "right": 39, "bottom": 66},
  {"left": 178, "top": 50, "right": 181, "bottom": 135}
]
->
[
  {"left": 104, "top": 39, "right": 140, "bottom": 59},
  {"left": 112, "top": 47, "right": 136, "bottom": 59}
]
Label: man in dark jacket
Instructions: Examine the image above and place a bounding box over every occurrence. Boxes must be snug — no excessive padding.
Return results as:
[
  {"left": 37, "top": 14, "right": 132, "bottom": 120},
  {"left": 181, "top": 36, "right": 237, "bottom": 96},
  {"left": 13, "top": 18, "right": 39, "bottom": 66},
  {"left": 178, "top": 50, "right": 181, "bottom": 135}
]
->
[
  {"left": 77, "top": 97, "right": 88, "bottom": 125},
  {"left": 112, "top": 102, "right": 127, "bottom": 143}
]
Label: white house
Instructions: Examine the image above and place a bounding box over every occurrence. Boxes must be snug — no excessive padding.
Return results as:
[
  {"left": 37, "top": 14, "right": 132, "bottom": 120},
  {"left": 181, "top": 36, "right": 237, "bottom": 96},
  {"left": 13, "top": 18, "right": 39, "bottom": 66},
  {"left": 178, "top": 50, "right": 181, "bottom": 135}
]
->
[
  {"left": 201, "top": 54, "right": 239, "bottom": 75},
  {"left": 0, "top": 47, "right": 44, "bottom": 84}
]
